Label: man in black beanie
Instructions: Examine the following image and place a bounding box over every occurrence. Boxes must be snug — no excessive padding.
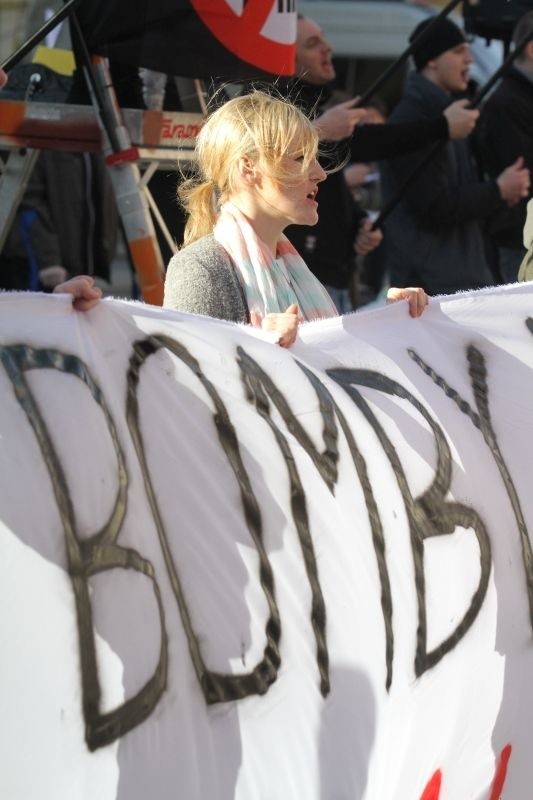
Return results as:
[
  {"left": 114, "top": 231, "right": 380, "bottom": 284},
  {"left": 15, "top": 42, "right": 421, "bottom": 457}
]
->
[
  {"left": 410, "top": 17, "right": 468, "bottom": 73},
  {"left": 380, "top": 17, "right": 530, "bottom": 296}
]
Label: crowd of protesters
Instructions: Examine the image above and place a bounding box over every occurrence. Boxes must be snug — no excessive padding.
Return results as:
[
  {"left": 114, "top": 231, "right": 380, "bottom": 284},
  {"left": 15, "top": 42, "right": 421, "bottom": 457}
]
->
[
  {"left": 1, "top": 7, "right": 533, "bottom": 308},
  {"left": 284, "top": 13, "right": 482, "bottom": 311},
  {"left": 287, "top": 12, "right": 530, "bottom": 305}
]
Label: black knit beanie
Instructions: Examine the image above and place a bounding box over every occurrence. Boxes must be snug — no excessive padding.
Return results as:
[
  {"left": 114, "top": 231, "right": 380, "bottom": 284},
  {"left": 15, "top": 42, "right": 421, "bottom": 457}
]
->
[{"left": 409, "top": 18, "right": 466, "bottom": 71}]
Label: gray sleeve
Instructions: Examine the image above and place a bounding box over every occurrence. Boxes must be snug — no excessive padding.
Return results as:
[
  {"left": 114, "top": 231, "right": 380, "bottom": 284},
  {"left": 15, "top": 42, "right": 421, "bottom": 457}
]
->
[{"left": 163, "top": 238, "right": 249, "bottom": 324}]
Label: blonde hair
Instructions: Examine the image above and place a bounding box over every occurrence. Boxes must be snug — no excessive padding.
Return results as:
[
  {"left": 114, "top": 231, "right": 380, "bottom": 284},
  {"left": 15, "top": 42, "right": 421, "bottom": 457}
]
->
[{"left": 178, "top": 90, "right": 321, "bottom": 246}]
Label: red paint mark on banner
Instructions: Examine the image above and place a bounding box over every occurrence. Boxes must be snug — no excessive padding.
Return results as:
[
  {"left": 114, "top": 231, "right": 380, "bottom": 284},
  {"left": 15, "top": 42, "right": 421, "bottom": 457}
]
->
[
  {"left": 489, "top": 744, "right": 512, "bottom": 800},
  {"left": 419, "top": 769, "right": 442, "bottom": 800},
  {"left": 191, "top": 0, "right": 296, "bottom": 75}
]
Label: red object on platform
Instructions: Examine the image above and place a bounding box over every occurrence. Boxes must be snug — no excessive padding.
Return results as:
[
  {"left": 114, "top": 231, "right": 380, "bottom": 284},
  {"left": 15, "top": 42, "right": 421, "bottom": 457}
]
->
[{"left": 105, "top": 147, "right": 140, "bottom": 166}]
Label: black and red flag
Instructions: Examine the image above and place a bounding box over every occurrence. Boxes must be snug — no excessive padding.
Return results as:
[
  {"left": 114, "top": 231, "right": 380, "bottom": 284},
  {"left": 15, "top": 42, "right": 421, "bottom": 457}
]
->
[{"left": 74, "top": 0, "right": 297, "bottom": 79}]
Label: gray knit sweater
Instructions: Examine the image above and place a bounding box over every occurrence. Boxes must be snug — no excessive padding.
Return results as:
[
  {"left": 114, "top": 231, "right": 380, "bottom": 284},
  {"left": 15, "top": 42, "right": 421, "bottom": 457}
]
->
[{"left": 164, "top": 234, "right": 249, "bottom": 323}]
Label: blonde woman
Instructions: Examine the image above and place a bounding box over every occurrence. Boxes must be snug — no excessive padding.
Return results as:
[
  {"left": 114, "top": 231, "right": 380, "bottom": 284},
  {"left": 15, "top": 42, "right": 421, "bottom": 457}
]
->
[{"left": 163, "top": 91, "right": 427, "bottom": 346}]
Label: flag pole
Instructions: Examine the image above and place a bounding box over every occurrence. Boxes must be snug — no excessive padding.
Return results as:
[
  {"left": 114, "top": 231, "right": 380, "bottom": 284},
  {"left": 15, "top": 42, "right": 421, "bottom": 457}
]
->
[
  {"left": 67, "top": 11, "right": 123, "bottom": 154},
  {"left": 372, "top": 30, "right": 533, "bottom": 231},
  {"left": 0, "top": 0, "right": 81, "bottom": 74}
]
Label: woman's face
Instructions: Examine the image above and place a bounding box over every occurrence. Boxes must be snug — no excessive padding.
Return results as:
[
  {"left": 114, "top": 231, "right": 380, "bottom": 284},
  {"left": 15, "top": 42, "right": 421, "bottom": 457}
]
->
[{"left": 255, "top": 144, "right": 327, "bottom": 229}]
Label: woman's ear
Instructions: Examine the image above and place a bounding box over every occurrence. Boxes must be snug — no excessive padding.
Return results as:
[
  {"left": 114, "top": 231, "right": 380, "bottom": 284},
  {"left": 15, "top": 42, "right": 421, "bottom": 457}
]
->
[{"left": 237, "top": 155, "right": 257, "bottom": 185}]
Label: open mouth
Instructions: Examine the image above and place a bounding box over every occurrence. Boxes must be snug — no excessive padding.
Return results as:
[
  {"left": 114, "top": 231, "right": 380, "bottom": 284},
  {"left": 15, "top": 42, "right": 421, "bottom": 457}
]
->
[{"left": 307, "top": 189, "right": 318, "bottom": 201}]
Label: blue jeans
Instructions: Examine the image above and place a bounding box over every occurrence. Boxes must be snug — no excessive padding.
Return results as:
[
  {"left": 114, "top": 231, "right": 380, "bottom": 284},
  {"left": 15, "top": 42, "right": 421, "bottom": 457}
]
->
[
  {"left": 499, "top": 247, "right": 526, "bottom": 283},
  {"left": 325, "top": 285, "right": 353, "bottom": 315}
]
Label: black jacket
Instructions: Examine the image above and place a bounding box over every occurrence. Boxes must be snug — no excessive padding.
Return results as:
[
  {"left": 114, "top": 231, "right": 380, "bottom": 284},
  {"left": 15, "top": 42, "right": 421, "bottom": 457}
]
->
[
  {"left": 0, "top": 64, "right": 117, "bottom": 290},
  {"left": 0, "top": 150, "right": 117, "bottom": 290},
  {"left": 477, "top": 66, "right": 533, "bottom": 249},
  {"left": 380, "top": 73, "right": 503, "bottom": 296}
]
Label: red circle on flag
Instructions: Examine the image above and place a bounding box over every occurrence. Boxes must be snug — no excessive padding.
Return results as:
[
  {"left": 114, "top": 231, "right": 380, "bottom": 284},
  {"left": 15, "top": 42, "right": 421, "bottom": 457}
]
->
[{"left": 190, "top": 0, "right": 296, "bottom": 75}]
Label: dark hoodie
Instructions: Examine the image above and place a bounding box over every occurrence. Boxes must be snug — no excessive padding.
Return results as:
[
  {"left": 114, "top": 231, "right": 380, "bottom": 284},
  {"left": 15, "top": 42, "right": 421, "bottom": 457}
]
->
[{"left": 380, "top": 72, "right": 503, "bottom": 295}]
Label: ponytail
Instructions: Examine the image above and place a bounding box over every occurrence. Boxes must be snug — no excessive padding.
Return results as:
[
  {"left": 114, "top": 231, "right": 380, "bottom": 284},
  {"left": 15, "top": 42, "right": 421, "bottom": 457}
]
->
[{"left": 178, "top": 178, "right": 218, "bottom": 247}]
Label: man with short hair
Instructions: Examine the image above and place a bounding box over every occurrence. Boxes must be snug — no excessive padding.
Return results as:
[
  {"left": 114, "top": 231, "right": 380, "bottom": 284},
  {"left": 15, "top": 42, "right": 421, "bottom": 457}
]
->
[
  {"left": 381, "top": 17, "right": 530, "bottom": 296},
  {"left": 477, "top": 10, "right": 533, "bottom": 282},
  {"left": 286, "top": 15, "right": 482, "bottom": 310}
]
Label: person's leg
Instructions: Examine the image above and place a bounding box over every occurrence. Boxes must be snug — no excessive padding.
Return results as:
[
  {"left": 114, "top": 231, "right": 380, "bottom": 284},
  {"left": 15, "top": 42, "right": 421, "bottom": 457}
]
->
[
  {"left": 324, "top": 285, "right": 353, "bottom": 314},
  {"left": 498, "top": 246, "right": 526, "bottom": 284}
]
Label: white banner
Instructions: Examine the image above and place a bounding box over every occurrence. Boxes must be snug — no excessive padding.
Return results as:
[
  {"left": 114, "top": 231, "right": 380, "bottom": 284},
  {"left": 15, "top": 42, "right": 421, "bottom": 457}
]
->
[{"left": 2, "top": 284, "right": 533, "bottom": 799}]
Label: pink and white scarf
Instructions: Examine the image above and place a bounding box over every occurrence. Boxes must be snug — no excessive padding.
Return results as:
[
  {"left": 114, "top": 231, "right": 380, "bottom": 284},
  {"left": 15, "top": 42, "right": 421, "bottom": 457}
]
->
[{"left": 213, "top": 202, "right": 338, "bottom": 327}]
